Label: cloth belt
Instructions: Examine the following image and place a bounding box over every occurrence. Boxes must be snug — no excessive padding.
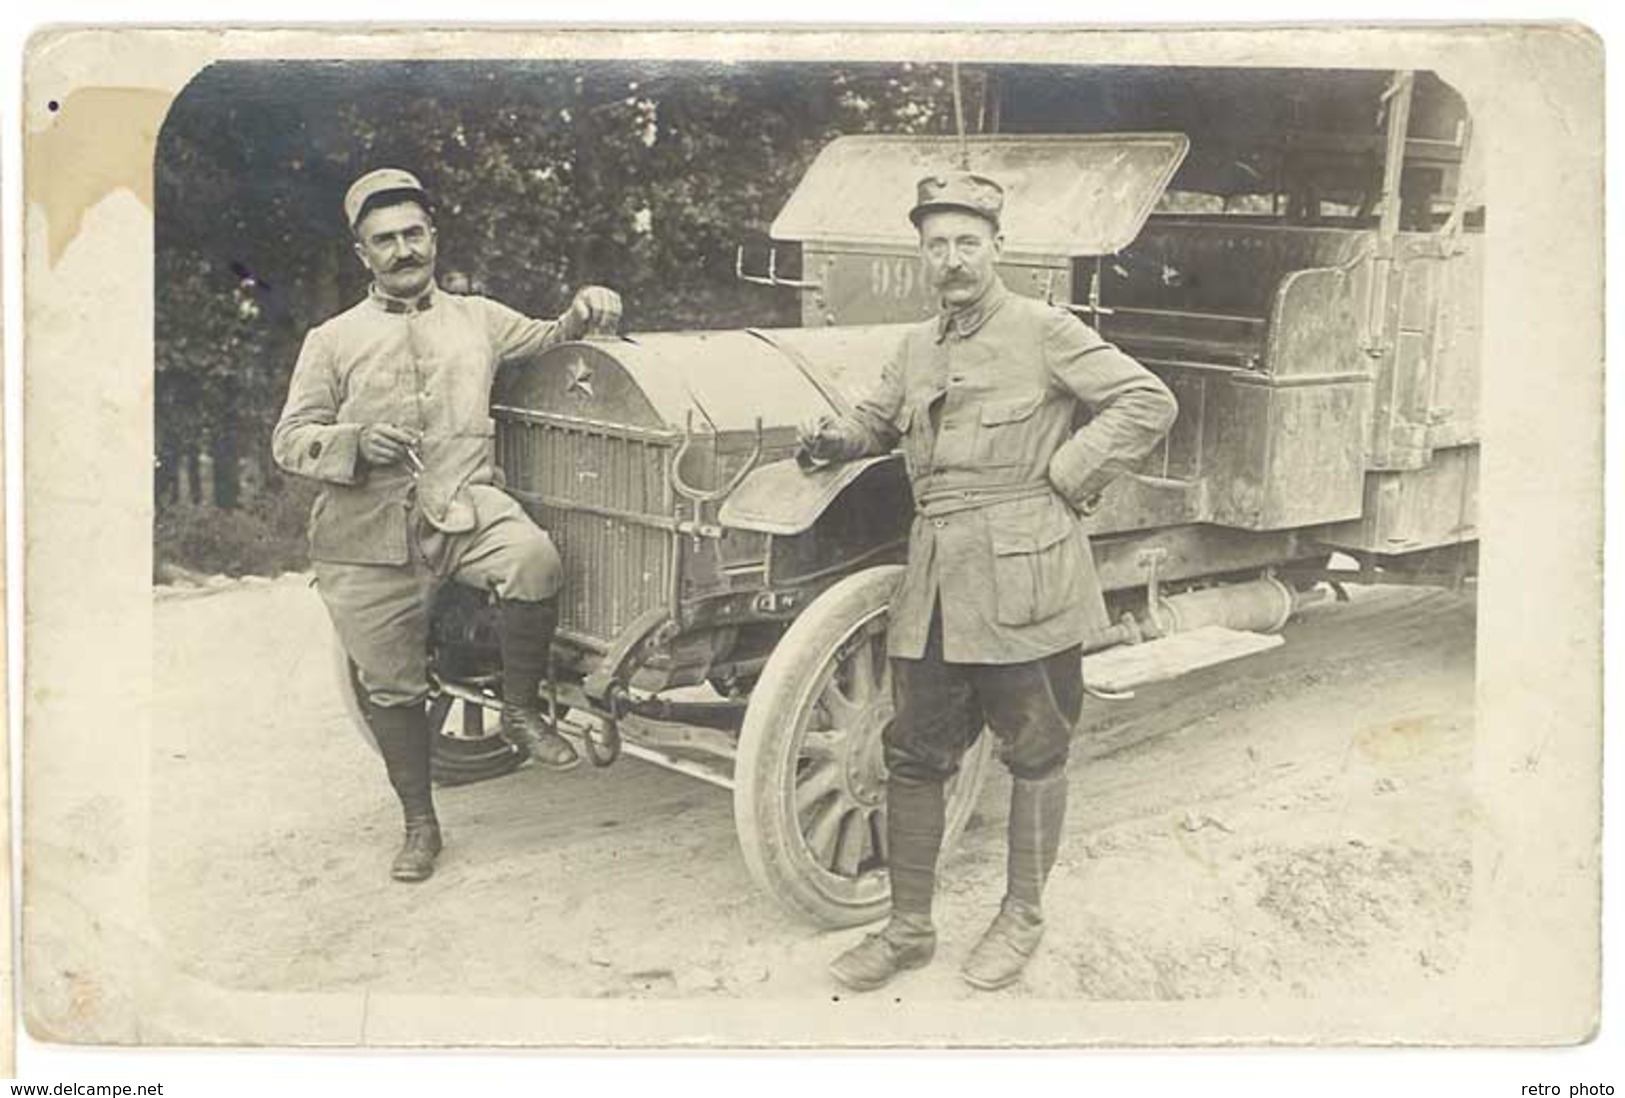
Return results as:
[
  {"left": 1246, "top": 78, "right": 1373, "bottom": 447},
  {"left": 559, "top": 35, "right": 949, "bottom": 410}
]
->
[{"left": 914, "top": 480, "right": 1053, "bottom": 519}]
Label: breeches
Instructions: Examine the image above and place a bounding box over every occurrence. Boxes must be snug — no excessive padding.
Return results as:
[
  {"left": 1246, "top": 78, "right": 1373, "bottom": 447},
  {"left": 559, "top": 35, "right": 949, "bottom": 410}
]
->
[
  {"left": 315, "top": 486, "right": 562, "bottom": 707},
  {"left": 884, "top": 606, "right": 1085, "bottom": 783}
]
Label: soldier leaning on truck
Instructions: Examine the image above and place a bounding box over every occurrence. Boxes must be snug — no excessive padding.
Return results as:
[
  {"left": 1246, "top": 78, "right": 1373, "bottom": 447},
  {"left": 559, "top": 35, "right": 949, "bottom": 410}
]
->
[
  {"left": 273, "top": 168, "right": 622, "bottom": 883},
  {"left": 799, "top": 171, "right": 1178, "bottom": 991}
]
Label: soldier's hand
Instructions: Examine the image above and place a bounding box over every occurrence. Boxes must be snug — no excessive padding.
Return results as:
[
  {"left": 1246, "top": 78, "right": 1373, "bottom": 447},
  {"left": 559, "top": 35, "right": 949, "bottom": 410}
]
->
[
  {"left": 569, "top": 285, "right": 623, "bottom": 337},
  {"left": 797, "top": 414, "right": 827, "bottom": 450},
  {"left": 797, "top": 414, "right": 836, "bottom": 464},
  {"left": 1059, "top": 490, "right": 1104, "bottom": 518},
  {"left": 359, "top": 423, "right": 420, "bottom": 466}
]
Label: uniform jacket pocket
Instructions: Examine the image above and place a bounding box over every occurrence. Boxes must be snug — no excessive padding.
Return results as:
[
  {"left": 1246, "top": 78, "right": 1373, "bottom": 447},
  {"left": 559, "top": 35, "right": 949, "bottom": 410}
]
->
[
  {"left": 976, "top": 392, "right": 1046, "bottom": 468},
  {"left": 989, "top": 498, "right": 1083, "bottom": 626},
  {"left": 308, "top": 478, "right": 413, "bottom": 566},
  {"left": 980, "top": 393, "right": 1045, "bottom": 427}
]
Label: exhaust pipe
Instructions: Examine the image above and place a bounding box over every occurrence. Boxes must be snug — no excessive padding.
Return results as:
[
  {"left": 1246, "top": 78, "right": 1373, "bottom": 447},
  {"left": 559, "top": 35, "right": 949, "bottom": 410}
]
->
[{"left": 1083, "top": 577, "right": 1327, "bottom": 654}]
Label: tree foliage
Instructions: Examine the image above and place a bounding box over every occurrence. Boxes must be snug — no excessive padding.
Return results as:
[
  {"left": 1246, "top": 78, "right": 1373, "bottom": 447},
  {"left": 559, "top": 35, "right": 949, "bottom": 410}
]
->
[{"left": 154, "top": 60, "right": 956, "bottom": 541}]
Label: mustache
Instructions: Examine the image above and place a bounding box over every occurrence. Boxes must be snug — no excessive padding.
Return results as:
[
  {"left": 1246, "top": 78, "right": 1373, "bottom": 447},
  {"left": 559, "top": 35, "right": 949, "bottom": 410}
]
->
[{"left": 388, "top": 258, "right": 426, "bottom": 272}]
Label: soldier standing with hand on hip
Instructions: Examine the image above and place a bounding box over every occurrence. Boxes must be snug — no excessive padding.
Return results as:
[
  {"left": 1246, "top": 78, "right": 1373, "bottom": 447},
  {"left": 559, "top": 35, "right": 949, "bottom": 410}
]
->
[
  {"left": 800, "top": 171, "right": 1177, "bottom": 991},
  {"left": 273, "top": 168, "right": 622, "bottom": 883}
]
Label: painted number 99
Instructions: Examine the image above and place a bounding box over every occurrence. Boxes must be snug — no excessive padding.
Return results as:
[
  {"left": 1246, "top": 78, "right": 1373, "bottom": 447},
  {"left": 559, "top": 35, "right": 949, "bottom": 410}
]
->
[{"left": 869, "top": 257, "right": 918, "bottom": 300}]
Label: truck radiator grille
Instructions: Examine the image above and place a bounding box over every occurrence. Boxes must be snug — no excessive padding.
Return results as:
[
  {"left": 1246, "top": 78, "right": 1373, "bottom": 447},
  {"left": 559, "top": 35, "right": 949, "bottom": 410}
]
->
[{"left": 495, "top": 413, "right": 676, "bottom": 648}]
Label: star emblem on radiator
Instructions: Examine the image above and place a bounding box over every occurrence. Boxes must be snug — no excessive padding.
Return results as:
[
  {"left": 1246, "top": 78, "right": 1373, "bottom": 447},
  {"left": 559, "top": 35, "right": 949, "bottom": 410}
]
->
[{"left": 565, "top": 357, "right": 595, "bottom": 400}]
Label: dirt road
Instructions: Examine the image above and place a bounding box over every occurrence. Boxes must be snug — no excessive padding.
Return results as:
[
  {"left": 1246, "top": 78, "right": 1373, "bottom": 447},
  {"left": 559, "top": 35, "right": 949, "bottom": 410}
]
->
[{"left": 152, "top": 576, "right": 1474, "bottom": 1002}]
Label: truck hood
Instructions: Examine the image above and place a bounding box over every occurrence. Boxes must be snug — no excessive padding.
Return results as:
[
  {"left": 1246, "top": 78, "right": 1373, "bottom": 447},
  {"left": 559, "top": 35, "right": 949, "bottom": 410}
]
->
[{"left": 771, "top": 133, "right": 1189, "bottom": 260}]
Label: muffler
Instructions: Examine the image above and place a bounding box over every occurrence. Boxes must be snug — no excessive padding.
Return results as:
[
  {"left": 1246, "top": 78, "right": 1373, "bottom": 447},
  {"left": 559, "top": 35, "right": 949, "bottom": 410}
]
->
[{"left": 1084, "top": 577, "right": 1327, "bottom": 653}]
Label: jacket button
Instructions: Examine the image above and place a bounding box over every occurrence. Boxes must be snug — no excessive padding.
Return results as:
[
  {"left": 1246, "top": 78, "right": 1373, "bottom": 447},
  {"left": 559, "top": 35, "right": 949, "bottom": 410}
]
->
[
  {"left": 932, "top": 518, "right": 946, "bottom": 529},
  {"left": 308, "top": 440, "right": 323, "bottom": 459}
]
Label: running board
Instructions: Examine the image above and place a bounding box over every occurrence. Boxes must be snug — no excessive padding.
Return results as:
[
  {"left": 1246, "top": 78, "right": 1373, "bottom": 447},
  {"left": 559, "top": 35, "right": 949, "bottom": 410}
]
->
[
  {"left": 1081, "top": 626, "right": 1284, "bottom": 695},
  {"left": 434, "top": 679, "right": 736, "bottom": 791}
]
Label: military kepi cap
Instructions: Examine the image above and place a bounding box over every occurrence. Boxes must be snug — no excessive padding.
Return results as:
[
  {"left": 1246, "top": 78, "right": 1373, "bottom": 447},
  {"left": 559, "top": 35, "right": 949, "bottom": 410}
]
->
[
  {"left": 344, "top": 168, "right": 431, "bottom": 230},
  {"left": 909, "top": 170, "right": 1004, "bottom": 229}
]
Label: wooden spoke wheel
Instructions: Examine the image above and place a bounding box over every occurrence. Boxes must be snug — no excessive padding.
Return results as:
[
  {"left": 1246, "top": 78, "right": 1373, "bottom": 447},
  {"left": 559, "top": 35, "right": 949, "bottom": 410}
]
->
[{"left": 733, "top": 566, "right": 992, "bottom": 928}]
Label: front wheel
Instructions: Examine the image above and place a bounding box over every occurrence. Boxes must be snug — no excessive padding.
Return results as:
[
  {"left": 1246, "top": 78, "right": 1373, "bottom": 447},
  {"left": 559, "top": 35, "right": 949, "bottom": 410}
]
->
[{"left": 733, "top": 566, "right": 993, "bottom": 928}]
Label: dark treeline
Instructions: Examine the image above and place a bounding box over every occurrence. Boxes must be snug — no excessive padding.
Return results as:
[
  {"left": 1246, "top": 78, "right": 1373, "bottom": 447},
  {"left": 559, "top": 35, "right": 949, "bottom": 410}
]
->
[{"left": 154, "top": 59, "right": 964, "bottom": 575}]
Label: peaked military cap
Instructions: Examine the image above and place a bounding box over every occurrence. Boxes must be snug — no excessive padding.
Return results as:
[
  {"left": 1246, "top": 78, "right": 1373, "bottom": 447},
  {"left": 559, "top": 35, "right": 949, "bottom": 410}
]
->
[
  {"left": 345, "top": 167, "right": 432, "bottom": 230},
  {"left": 909, "top": 170, "right": 1004, "bottom": 229}
]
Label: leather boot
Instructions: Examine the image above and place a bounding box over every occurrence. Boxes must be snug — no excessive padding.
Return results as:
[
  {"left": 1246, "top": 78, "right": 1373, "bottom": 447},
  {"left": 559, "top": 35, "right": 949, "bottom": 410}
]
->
[
  {"left": 366, "top": 698, "right": 443, "bottom": 882},
  {"left": 960, "top": 897, "right": 1044, "bottom": 990},
  {"left": 962, "top": 771, "right": 1068, "bottom": 989},
  {"left": 828, "top": 775, "right": 945, "bottom": 991},
  {"left": 391, "top": 819, "right": 444, "bottom": 883},
  {"left": 827, "top": 913, "right": 937, "bottom": 992},
  {"left": 498, "top": 598, "right": 579, "bottom": 771}
]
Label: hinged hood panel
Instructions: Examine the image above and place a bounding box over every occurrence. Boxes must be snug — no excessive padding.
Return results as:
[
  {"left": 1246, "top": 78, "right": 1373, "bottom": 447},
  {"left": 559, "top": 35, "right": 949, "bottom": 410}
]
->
[{"left": 771, "top": 133, "right": 1190, "bottom": 259}]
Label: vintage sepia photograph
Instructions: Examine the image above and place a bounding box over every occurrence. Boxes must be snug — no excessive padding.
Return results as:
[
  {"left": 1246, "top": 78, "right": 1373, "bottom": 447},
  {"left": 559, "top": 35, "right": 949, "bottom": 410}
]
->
[
  {"left": 18, "top": 25, "right": 1601, "bottom": 1052},
  {"left": 149, "top": 57, "right": 1480, "bottom": 999}
]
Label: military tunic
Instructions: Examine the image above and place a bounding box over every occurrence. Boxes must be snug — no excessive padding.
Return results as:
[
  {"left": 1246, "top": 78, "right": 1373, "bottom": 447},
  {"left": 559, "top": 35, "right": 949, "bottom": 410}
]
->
[
  {"left": 818, "top": 279, "right": 1178, "bottom": 665},
  {"left": 273, "top": 285, "right": 580, "bottom": 705},
  {"left": 273, "top": 285, "right": 577, "bottom": 561}
]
